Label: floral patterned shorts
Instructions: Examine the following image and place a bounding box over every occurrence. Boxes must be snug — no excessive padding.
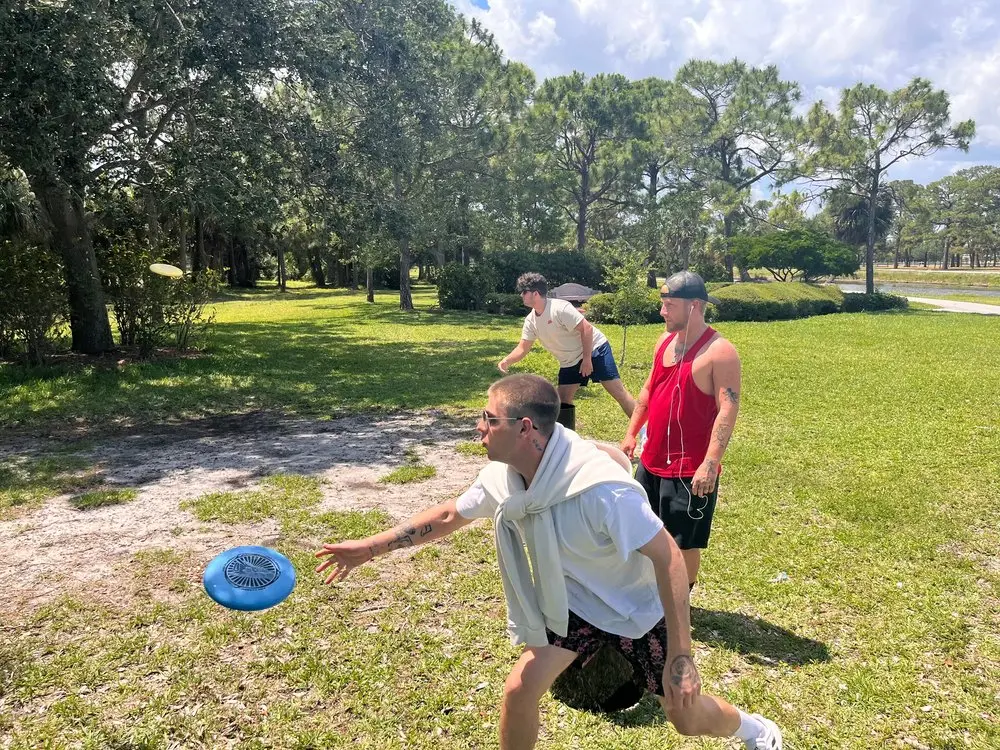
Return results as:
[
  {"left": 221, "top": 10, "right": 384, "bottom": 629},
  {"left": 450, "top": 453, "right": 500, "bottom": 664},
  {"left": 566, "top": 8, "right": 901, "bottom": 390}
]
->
[{"left": 546, "top": 610, "right": 669, "bottom": 697}]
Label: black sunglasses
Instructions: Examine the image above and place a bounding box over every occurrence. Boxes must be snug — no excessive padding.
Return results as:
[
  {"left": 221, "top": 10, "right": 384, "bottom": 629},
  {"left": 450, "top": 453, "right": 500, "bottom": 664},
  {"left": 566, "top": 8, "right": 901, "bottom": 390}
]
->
[{"left": 480, "top": 410, "right": 539, "bottom": 430}]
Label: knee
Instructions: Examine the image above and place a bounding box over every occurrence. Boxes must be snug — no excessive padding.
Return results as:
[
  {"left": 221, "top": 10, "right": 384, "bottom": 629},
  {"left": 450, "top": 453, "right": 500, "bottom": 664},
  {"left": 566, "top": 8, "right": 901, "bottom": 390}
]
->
[{"left": 503, "top": 672, "right": 543, "bottom": 712}]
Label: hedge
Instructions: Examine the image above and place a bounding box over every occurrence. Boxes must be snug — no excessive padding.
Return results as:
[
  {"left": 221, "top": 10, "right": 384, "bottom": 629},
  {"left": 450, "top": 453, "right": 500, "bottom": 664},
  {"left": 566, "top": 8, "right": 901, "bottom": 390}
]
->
[
  {"left": 842, "top": 291, "right": 909, "bottom": 312},
  {"left": 710, "top": 282, "right": 843, "bottom": 322}
]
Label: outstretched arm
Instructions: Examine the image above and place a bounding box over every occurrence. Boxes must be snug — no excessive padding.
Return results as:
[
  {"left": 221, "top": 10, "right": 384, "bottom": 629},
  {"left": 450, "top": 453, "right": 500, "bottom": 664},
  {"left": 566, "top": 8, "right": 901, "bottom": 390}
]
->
[
  {"left": 499, "top": 339, "right": 534, "bottom": 372},
  {"left": 315, "top": 499, "right": 472, "bottom": 583}
]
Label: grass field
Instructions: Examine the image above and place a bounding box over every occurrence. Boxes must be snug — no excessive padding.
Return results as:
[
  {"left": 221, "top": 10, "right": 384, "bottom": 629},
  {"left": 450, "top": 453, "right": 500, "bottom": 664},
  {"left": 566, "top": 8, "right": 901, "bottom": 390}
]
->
[
  {"left": 2, "top": 285, "right": 999, "bottom": 749},
  {"left": 938, "top": 294, "right": 1000, "bottom": 307}
]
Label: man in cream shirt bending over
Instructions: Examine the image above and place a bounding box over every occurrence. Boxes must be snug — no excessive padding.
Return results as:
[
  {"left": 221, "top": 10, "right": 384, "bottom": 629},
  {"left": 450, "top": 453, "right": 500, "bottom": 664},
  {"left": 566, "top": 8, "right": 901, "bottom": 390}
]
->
[
  {"left": 498, "top": 272, "right": 635, "bottom": 425},
  {"left": 315, "top": 374, "right": 782, "bottom": 750}
]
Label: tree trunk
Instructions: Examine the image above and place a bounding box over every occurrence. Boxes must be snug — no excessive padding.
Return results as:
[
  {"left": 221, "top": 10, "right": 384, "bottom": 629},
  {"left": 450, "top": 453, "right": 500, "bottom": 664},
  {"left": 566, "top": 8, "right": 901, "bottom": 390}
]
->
[
  {"left": 31, "top": 178, "right": 115, "bottom": 353},
  {"left": 940, "top": 238, "right": 950, "bottom": 270},
  {"left": 277, "top": 246, "right": 287, "bottom": 292},
  {"left": 399, "top": 235, "right": 413, "bottom": 310},
  {"left": 366, "top": 267, "right": 375, "bottom": 303},
  {"left": 577, "top": 167, "right": 589, "bottom": 251},
  {"left": 865, "top": 180, "right": 879, "bottom": 295},
  {"left": 194, "top": 212, "right": 206, "bottom": 274},
  {"left": 309, "top": 249, "right": 326, "bottom": 287},
  {"left": 177, "top": 210, "right": 189, "bottom": 271},
  {"left": 395, "top": 171, "right": 413, "bottom": 311}
]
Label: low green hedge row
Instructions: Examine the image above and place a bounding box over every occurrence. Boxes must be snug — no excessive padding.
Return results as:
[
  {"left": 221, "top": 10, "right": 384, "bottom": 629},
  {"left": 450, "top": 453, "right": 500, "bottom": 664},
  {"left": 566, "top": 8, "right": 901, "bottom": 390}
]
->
[
  {"left": 480, "top": 284, "right": 907, "bottom": 323},
  {"left": 585, "top": 283, "right": 906, "bottom": 323}
]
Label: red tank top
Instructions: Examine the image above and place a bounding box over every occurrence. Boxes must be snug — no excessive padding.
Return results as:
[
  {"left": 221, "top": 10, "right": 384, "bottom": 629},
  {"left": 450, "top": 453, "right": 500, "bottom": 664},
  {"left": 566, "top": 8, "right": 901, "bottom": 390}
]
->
[{"left": 641, "top": 327, "right": 719, "bottom": 478}]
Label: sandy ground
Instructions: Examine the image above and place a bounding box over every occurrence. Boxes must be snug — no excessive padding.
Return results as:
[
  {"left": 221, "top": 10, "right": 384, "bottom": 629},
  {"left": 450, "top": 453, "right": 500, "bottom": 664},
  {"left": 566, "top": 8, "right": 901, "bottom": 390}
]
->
[{"left": 0, "top": 412, "right": 487, "bottom": 613}]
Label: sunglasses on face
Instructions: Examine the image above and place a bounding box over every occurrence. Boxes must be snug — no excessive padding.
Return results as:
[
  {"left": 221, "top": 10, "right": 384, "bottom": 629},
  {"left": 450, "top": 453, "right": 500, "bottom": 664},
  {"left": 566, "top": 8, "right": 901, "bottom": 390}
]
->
[{"left": 480, "top": 410, "right": 539, "bottom": 430}]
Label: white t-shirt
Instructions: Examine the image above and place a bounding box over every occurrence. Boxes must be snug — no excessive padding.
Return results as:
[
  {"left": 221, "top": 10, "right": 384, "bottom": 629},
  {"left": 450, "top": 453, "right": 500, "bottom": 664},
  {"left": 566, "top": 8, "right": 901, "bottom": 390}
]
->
[
  {"left": 521, "top": 299, "right": 609, "bottom": 368},
  {"left": 456, "top": 480, "right": 665, "bottom": 638}
]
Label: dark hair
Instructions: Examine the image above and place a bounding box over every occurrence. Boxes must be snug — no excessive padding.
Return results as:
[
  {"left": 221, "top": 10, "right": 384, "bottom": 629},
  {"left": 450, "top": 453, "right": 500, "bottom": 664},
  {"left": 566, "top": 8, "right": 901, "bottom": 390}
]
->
[
  {"left": 488, "top": 374, "right": 559, "bottom": 437},
  {"left": 515, "top": 272, "right": 548, "bottom": 296}
]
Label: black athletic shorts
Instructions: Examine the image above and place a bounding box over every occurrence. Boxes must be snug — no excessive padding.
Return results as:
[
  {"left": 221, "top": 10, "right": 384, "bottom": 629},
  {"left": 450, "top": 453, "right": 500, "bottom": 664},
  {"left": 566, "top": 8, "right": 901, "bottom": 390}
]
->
[
  {"left": 547, "top": 610, "right": 669, "bottom": 697},
  {"left": 635, "top": 464, "right": 718, "bottom": 549}
]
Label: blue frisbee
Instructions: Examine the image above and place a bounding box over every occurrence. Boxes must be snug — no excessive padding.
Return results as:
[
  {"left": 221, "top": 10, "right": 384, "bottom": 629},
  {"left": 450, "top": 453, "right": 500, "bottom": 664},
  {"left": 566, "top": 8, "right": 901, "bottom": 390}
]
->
[{"left": 203, "top": 546, "right": 296, "bottom": 611}]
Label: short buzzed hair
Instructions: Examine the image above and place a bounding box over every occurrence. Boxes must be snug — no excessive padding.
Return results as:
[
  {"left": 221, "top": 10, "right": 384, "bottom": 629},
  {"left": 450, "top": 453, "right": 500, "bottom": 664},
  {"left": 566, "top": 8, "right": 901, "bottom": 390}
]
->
[
  {"left": 515, "top": 272, "right": 548, "bottom": 296},
  {"left": 488, "top": 374, "right": 559, "bottom": 437}
]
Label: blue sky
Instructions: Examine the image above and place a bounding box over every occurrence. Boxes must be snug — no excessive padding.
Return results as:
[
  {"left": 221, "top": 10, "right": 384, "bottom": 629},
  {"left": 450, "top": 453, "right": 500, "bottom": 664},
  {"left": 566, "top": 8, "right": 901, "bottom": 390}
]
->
[{"left": 450, "top": 0, "right": 1000, "bottom": 186}]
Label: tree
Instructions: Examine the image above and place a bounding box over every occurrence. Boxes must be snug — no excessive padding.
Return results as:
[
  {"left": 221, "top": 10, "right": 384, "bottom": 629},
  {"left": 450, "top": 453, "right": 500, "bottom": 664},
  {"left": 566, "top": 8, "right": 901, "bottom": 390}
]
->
[
  {"left": 731, "top": 229, "right": 859, "bottom": 281},
  {"left": 0, "top": 0, "right": 306, "bottom": 352},
  {"left": 532, "top": 72, "right": 643, "bottom": 250},
  {"left": 596, "top": 241, "right": 648, "bottom": 365},
  {"left": 806, "top": 78, "right": 975, "bottom": 292},
  {"left": 673, "top": 59, "right": 805, "bottom": 280}
]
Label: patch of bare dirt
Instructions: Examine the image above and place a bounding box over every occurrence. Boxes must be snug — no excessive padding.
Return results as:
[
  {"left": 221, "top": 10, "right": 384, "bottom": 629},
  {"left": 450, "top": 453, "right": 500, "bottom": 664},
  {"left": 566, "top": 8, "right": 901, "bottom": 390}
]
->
[{"left": 0, "top": 412, "right": 487, "bottom": 613}]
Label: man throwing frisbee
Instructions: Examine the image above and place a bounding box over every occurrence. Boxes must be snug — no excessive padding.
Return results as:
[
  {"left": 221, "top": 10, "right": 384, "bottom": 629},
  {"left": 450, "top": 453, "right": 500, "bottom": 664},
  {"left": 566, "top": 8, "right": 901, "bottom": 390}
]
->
[
  {"left": 497, "top": 272, "right": 635, "bottom": 426},
  {"left": 316, "top": 374, "right": 781, "bottom": 750}
]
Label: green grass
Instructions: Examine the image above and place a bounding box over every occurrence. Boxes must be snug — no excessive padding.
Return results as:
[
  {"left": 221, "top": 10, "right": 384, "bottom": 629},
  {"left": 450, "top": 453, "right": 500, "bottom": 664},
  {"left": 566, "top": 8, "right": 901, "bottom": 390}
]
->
[
  {"left": 455, "top": 440, "right": 488, "bottom": 457},
  {"left": 69, "top": 487, "right": 137, "bottom": 510},
  {"left": 0, "top": 453, "right": 101, "bottom": 519},
  {"left": 938, "top": 293, "right": 1000, "bottom": 306},
  {"left": 2, "top": 285, "right": 999, "bottom": 749},
  {"left": 379, "top": 463, "right": 437, "bottom": 484}
]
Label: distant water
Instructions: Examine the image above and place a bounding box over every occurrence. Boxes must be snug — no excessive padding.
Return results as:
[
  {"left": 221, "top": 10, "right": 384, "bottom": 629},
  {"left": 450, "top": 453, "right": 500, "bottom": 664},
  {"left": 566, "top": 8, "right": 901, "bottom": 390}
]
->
[{"left": 836, "top": 283, "right": 1000, "bottom": 298}]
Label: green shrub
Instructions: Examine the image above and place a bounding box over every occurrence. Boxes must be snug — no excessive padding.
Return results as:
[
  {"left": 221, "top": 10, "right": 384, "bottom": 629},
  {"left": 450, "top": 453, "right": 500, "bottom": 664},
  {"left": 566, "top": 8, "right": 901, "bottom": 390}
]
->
[
  {"left": 483, "top": 248, "right": 605, "bottom": 293},
  {"left": 586, "top": 290, "right": 662, "bottom": 324},
  {"left": 0, "top": 240, "right": 67, "bottom": 364},
  {"left": 437, "top": 262, "right": 496, "bottom": 310},
  {"left": 711, "top": 282, "right": 843, "bottom": 322},
  {"left": 842, "top": 291, "right": 909, "bottom": 312},
  {"left": 483, "top": 292, "right": 524, "bottom": 316}
]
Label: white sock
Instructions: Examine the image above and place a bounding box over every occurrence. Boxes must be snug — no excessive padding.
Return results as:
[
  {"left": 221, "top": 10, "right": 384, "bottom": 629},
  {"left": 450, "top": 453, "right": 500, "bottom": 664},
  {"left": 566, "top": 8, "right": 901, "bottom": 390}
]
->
[{"left": 734, "top": 710, "right": 765, "bottom": 746}]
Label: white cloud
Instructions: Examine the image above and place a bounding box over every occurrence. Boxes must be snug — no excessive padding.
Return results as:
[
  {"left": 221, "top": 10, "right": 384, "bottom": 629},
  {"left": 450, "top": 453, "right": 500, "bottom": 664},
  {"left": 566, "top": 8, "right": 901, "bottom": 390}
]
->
[
  {"left": 452, "top": 0, "right": 561, "bottom": 67},
  {"left": 449, "top": 0, "right": 1000, "bottom": 179}
]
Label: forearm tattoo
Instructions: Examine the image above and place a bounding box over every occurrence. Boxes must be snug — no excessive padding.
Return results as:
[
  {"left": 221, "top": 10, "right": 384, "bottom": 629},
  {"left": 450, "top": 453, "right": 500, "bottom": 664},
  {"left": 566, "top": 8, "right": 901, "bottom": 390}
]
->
[
  {"left": 387, "top": 526, "right": 417, "bottom": 551},
  {"left": 669, "top": 655, "right": 698, "bottom": 686},
  {"left": 711, "top": 421, "right": 732, "bottom": 452},
  {"left": 419, "top": 524, "right": 433, "bottom": 537}
]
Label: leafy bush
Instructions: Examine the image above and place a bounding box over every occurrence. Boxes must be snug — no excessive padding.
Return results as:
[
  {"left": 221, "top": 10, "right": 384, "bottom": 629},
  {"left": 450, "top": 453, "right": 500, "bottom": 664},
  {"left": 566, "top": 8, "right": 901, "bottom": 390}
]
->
[
  {"left": 482, "top": 292, "right": 524, "bottom": 316},
  {"left": 732, "top": 230, "right": 860, "bottom": 281},
  {"left": 0, "top": 240, "right": 68, "bottom": 364},
  {"left": 586, "top": 290, "right": 662, "bottom": 324},
  {"left": 842, "top": 291, "right": 909, "bottom": 312},
  {"left": 711, "top": 282, "right": 843, "bottom": 322},
  {"left": 483, "top": 248, "right": 605, "bottom": 293},
  {"left": 437, "top": 262, "right": 496, "bottom": 310}
]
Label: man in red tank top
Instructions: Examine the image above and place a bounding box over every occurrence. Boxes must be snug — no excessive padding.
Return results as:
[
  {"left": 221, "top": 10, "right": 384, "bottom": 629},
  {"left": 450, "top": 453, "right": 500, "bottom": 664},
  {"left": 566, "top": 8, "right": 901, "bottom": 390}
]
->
[{"left": 621, "top": 271, "right": 742, "bottom": 590}]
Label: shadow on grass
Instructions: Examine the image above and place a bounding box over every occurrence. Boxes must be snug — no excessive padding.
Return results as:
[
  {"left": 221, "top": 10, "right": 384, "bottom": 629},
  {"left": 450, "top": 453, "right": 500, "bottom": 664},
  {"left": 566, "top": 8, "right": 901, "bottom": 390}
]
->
[
  {"left": 692, "top": 607, "right": 831, "bottom": 666},
  {"left": 0, "top": 317, "right": 513, "bottom": 431},
  {"left": 554, "top": 607, "right": 829, "bottom": 724}
]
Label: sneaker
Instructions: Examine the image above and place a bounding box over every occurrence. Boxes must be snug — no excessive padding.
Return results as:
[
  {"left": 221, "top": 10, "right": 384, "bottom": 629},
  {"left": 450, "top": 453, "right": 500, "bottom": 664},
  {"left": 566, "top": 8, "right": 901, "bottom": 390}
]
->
[{"left": 751, "top": 715, "right": 782, "bottom": 749}]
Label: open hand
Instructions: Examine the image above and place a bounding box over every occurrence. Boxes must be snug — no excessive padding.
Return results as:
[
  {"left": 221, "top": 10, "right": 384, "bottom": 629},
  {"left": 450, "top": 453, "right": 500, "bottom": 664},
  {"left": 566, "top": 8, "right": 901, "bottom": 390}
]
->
[
  {"left": 314, "top": 540, "right": 374, "bottom": 584},
  {"left": 579, "top": 358, "right": 594, "bottom": 378}
]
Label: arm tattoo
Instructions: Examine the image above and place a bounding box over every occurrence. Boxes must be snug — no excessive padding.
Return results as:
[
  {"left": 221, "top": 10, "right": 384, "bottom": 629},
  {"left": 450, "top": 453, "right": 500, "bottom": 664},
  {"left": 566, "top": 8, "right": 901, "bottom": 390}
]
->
[
  {"left": 723, "top": 387, "right": 740, "bottom": 406},
  {"left": 669, "top": 655, "right": 697, "bottom": 686},
  {"left": 387, "top": 526, "right": 416, "bottom": 551},
  {"left": 419, "top": 524, "right": 433, "bottom": 537},
  {"left": 711, "top": 421, "right": 732, "bottom": 452},
  {"left": 368, "top": 544, "right": 377, "bottom": 560}
]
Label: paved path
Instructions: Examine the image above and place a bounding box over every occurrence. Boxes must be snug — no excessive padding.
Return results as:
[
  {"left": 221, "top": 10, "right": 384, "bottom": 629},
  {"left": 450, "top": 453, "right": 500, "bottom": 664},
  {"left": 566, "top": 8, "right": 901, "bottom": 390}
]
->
[{"left": 907, "top": 297, "right": 1000, "bottom": 315}]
